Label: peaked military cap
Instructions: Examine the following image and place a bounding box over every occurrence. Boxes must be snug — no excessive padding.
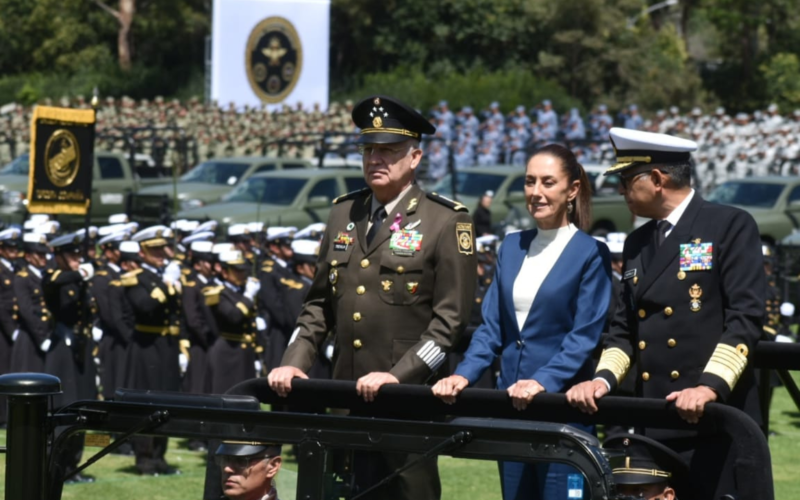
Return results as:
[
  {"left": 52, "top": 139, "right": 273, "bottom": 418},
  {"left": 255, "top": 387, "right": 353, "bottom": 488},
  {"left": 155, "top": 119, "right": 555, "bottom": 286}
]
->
[
  {"left": 218, "top": 249, "right": 249, "bottom": 271},
  {"left": 183, "top": 231, "right": 216, "bottom": 245},
  {"left": 604, "top": 434, "right": 689, "bottom": 492},
  {"left": 291, "top": 239, "right": 320, "bottom": 264},
  {"left": 50, "top": 231, "right": 85, "bottom": 254},
  {"left": 294, "top": 222, "right": 326, "bottom": 240},
  {"left": 119, "top": 241, "right": 141, "bottom": 261},
  {"left": 108, "top": 213, "right": 129, "bottom": 224},
  {"left": 132, "top": 225, "right": 169, "bottom": 248},
  {"left": 266, "top": 226, "right": 296, "bottom": 243},
  {"left": 215, "top": 440, "right": 281, "bottom": 457},
  {"left": 98, "top": 230, "right": 130, "bottom": 248},
  {"left": 193, "top": 220, "right": 218, "bottom": 234},
  {"left": 352, "top": 95, "right": 436, "bottom": 144},
  {"left": 0, "top": 228, "right": 21, "bottom": 247},
  {"left": 23, "top": 232, "right": 50, "bottom": 254},
  {"left": 607, "top": 127, "right": 697, "bottom": 175}
]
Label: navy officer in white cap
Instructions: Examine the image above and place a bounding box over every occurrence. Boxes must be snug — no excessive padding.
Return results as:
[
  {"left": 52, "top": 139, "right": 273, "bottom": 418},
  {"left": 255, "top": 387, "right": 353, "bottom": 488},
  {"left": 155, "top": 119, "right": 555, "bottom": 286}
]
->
[{"left": 567, "top": 127, "right": 765, "bottom": 499}]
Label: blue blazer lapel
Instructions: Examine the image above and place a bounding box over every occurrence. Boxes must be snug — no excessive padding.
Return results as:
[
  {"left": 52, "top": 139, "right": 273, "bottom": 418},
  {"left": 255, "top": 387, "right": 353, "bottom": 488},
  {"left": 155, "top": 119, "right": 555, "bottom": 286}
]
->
[
  {"left": 519, "top": 231, "right": 584, "bottom": 333},
  {"left": 502, "top": 229, "right": 536, "bottom": 337}
]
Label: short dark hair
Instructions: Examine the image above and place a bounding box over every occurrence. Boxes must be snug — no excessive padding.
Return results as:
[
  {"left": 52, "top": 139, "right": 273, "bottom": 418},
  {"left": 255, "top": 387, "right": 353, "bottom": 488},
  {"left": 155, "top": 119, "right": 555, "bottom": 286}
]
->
[{"left": 657, "top": 160, "right": 693, "bottom": 189}]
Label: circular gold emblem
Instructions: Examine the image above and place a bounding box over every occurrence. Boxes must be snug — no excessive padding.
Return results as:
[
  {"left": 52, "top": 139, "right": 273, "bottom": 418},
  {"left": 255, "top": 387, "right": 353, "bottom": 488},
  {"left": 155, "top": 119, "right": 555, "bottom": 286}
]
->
[
  {"left": 373, "top": 116, "right": 383, "bottom": 128},
  {"left": 459, "top": 232, "right": 472, "bottom": 250},
  {"left": 44, "top": 129, "right": 80, "bottom": 187},
  {"left": 246, "top": 17, "right": 303, "bottom": 104}
]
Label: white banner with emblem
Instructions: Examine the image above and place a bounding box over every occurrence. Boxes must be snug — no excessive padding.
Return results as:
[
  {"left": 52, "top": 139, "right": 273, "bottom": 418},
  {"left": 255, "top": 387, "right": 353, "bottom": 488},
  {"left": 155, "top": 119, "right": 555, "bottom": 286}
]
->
[{"left": 211, "top": 0, "right": 330, "bottom": 110}]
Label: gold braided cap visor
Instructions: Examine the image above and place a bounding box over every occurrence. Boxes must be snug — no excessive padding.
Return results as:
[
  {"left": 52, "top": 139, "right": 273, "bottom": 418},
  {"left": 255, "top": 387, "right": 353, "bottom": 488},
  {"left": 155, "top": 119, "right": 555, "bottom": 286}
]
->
[{"left": 606, "top": 149, "right": 692, "bottom": 175}]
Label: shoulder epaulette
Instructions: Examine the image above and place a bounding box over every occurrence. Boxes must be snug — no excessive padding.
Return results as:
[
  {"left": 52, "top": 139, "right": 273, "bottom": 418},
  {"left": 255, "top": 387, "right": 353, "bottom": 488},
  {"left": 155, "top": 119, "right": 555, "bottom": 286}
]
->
[
  {"left": 96, "top": 270, "right": 109, "bottom": 276},
  {"left": 427, "top": 192, "right": 469, "bottom": 212},
  {"left": 202, "top": 285, "right": 224, "bottom": 306},
  {"left": 16, "top": 270, "right": 28, "bottom": 278},
  {"left": 120, "top": 268, "right": 144, "bottom": 287},
  {"left": 333, "top": 187, "right": 371, "bottom": 205}
]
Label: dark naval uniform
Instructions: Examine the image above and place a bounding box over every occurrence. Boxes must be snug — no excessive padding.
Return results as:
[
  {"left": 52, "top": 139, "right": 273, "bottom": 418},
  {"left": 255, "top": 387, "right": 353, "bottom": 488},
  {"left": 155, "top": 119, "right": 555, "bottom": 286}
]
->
[
  {"left": 42, "top": 265, "right": 97, "bottom": 476},
  {"left": 0, "top": 258, "right": 17, "bottom": 424},
  {"left": 10, "top": 265, "right": 50, "bottom": 373},
  {"left": 204, "top": 283, "right": 258, "bottom": 393},
  {"left": 94, "top": 263, "right": 134, "bottom": 399},
  {"left": 282, "top": 183, "right": 477, "bottom": 500},
  {"left": 121, "top": 265, "right": 181, "bottom": 474},
  {"left": 596, "top": 194, "right": 765, "bottom": 499},
  {"left": 257, "top": 258, "right": 294, "bottom": 371},
  {"left": 180, "top": 269, "right": 217, "bottom": 394}
]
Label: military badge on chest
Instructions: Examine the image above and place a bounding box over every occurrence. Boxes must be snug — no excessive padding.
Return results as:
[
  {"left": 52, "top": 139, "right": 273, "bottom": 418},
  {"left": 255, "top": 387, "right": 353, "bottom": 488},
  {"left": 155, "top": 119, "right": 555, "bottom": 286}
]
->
[
  {"left": 679, "top": 239, "right": 712, "bottom": 271},
  {"left": 689, "top": 283, "right": 702, "bottom": 312},
  {"left": 333, "top": 232, "right": 354, "bottom": 252}
]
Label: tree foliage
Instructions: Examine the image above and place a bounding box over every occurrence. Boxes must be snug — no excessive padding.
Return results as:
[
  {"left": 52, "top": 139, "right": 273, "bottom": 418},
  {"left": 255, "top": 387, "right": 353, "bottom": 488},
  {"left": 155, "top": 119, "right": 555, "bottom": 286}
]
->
[{"left": 0, "top": 0, "right": 799, "bottom": 110}]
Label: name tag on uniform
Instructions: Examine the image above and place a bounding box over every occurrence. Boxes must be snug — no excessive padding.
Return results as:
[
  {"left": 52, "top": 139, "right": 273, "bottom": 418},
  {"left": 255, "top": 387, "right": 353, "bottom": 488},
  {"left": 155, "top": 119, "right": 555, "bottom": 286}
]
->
[
  {"left": 333, "top": 232, "right": 354, "bottom": 252},
  {"left": 680, "top": 242, "right": 713, "bottom": 271},
  {"left": 390, "top": 230, "right": 423, "bottom": 256},
  {"left": 623, "top": 269, "right": 637, "bottom": 280}
]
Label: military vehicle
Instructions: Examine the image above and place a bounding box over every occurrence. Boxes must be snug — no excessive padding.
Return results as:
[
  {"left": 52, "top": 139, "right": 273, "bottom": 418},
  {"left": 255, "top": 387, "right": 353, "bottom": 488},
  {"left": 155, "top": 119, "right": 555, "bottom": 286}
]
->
[
  {"left": 706, "top": 177, "right": 800, "bottom": 245},
  {"left": 128, "top": 156, "right": 315, "bottom": 222},
  {"left": 176, "top": 169, "right": 368, "bottom": 228},
  {"left": 0, "top": 152, "right": 165, "bottom": 228},
  {"left": 427, "top": 166, "right": 634, "bottom": 235}
]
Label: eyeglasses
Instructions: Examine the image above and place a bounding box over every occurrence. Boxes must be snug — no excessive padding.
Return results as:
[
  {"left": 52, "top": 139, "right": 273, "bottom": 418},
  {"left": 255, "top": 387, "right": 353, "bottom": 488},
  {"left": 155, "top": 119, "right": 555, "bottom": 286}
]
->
[
  {"left": 618, "top": 170, "right": 650, "bottom": 189},
  {"left": 214, "top": 454, "right": 272, "bottom": 470}
]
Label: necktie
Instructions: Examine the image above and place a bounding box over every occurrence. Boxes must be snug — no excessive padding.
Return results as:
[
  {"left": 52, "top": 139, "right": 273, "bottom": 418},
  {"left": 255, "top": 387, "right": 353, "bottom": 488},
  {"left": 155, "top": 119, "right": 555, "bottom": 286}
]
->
[
  {"left": 367, "top": 206, "right": 387, "bottom": 246},
  {"left": 656, "top": 220, "right": 671, "bottom": 246}
]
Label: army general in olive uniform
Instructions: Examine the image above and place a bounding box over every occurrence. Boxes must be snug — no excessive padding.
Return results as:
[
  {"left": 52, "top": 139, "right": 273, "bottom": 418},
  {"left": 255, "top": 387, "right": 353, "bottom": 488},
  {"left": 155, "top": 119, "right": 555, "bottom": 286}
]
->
[{"left": 269, "top": 96, "right": 477, "bottom": 500}]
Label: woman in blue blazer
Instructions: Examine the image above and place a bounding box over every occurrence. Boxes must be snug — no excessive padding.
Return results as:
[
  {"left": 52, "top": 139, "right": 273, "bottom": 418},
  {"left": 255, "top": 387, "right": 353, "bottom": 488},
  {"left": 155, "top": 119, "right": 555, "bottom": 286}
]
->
[{"left": 433, "top": 144, "right": 612, "bottom": 500}]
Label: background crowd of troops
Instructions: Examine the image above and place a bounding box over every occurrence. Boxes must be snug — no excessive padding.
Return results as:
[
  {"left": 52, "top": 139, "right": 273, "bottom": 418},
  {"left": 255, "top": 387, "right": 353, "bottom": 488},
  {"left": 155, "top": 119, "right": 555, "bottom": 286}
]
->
[
  {"left": 2, "top": 97, "right": 800, "bottom": 196},
  {"left": 0, "top": 213, "right": 340, "bottom": 479}
]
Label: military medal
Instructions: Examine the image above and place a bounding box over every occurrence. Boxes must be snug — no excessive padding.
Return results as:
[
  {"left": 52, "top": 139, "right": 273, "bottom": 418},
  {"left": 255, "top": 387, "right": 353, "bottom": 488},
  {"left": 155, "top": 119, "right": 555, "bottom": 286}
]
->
[
  {"left": 680, "top": 241, "right": 713, "bottom": 271},
  {"left": 689, "top": 283, "right": 702, "bottom": 311},
  {"left": 404, "top": 220, "right": 421, "bottom": 230},
  {"left": 346, "top": 222, "right": 355, "bottom": 230},
  {"left": 406, "top": 282, "right": 419, "bottom": 294},
  {"left": 381, "top": 280, "right": 393, "bottom": 292},
  {"left": 329, "top": 268, "right": 338, "bottom": 285},
  {"left": 390, "top": 230, "right": 423, "bottom": 256}
]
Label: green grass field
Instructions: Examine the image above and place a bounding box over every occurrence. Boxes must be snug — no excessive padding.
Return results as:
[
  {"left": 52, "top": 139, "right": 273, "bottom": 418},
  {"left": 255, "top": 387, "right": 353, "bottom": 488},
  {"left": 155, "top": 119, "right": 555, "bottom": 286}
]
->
[{"left": 1, "top": 377, "right": 798, "bottom": 499}]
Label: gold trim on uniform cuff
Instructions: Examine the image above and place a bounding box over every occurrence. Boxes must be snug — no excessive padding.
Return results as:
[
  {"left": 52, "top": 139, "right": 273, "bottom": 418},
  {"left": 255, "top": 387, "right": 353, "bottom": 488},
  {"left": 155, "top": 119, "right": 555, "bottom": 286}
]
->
[
  {"left": 596, "top": 347, "right": 631, "bottom": 384},
  {"left": 703, "top": 343, "right": 749, "bottom": 390},
  {"left": 360, "top": 127, "right": 420, "bottom": 138}
]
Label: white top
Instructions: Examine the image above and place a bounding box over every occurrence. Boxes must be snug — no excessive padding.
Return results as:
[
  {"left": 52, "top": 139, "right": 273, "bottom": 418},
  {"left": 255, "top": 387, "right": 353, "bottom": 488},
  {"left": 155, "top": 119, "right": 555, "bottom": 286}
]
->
[
  {"left": 662, "top": 188, "right": 695, "bottom": 238},
  {"left": 512, "top": 224, "right": 578, "bottom": 331}
]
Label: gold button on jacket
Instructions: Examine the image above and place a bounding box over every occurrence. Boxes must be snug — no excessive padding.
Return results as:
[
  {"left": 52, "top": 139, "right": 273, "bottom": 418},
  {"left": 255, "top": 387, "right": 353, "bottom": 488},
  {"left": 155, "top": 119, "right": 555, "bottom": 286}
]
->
[
  {"left": 356, "top": 286, "right": 365, "bottom": 295},
  {"left": 664, "top": 306, "right": 673, "bottom": 316},
  {"left": 353, "top": 339, "right": 363, "bottom": 349},
  {"left": 668, "top": 339, "right": 677, "bottom": 347},
  {"left": 642, "top": 372, "right": 650, "bottom": 381},
  {"left": 638, "top": 309, "right": 646, "bottom": 318},
  {"left": 639, "top": 341, "right": 646, "bottom": 350},
  {"left": 353, "top": 312, "right": 362, "bottom": 321},
  {"left": 671, "top": 370, "right": 680, "bottom": 380}
]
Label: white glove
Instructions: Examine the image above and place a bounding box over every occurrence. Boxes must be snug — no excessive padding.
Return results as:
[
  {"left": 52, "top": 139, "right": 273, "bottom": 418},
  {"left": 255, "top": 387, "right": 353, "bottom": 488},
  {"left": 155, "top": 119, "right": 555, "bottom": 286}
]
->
[
  {"left": 776, "top": 334, "right": 795, "bottom": 343},
  {"left": 179, "top": 353, "right": 189, "bottom": 373},
  {"left": 244, "top": 277, "right": 261, "bottom": 301},
  {"left": 325, "top": 342, "right": 335, "bottom": 361},
  {"left": 255, "top": 316, "right": 267, "bottom": 331},
  {"left": 11, "top": 329, "right": 18, "bottom": 342},
  {"left": 40, "top": 338, "right": 52, "bottom": 353},
  {"left": 254, "top": 359, "right": 263, "bottom": 374},
  {"left": 92, "top": 327, "right": 103, "bottom": 342},
  {"left": 78, "top": 263, "right": 94, "bottom": 281},
  {"left": 162, "top": 261, "right": 182, "bottom": 285}
]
